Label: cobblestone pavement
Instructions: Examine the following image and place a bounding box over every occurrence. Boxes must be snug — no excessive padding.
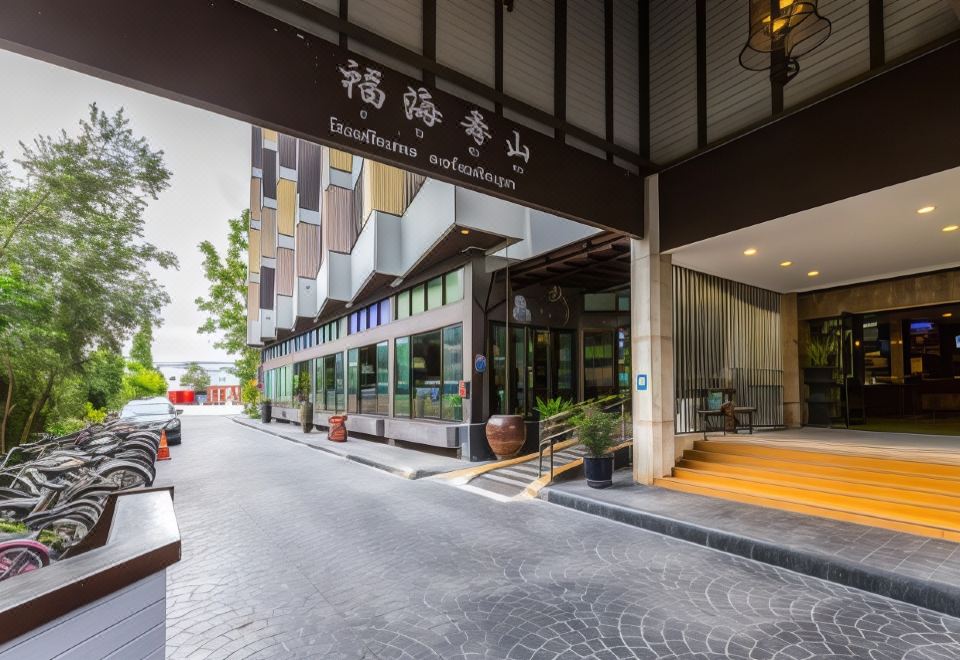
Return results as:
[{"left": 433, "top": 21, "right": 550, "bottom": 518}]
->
[{"left": 156, "top": 417, "right": 960, "bottom": 659}]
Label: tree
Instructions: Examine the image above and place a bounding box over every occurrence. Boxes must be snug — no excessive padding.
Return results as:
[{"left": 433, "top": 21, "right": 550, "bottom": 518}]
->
[
  {"left": 120, "top": 362, "right": 168, "bottom": 402},
  {"left": 195, "top": 209, "right": 261, "bottom": 413},
  {"left": 130, "top": 321, "right": 155, "bottom": 369},
  {"left": 0, "top": 105, "right": 177, "bottom": 449},
  {"left": 180, "top": 362, "right": 210, "bottom": 394}
]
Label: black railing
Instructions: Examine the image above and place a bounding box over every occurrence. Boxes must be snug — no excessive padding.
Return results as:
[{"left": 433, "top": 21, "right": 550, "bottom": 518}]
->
[{"left": 537, "top": 395, "right": 631, "bottom": 484}]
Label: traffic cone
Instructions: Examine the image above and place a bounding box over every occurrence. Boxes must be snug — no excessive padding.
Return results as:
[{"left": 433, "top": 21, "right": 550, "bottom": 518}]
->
[{"left": 157, "top": 429, "right": 171, "bottom": 461}]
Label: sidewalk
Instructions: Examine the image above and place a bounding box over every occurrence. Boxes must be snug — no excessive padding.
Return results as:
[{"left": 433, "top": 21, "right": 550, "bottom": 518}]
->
[
  {"left": 231, "top": 416, "right": 471, "bottom": 479},
  {"left": 545, "top": 469, "right": 960, "bottom": 618}
]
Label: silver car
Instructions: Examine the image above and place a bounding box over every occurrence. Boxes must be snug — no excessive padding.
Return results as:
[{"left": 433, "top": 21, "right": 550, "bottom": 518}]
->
[{"left": 119, "top": 397, "right": 183, "bottom": 445}]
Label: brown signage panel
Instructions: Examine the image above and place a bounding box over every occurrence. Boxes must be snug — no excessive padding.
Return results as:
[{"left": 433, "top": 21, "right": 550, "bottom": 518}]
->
[{"left": 0, "top": 0, "right": 645, "bottom": 236}]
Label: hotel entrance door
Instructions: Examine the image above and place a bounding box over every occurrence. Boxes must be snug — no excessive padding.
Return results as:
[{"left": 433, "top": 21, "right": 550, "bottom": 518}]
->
[{"left": 490, "top": 324, "right": 577, "bottom": 417}]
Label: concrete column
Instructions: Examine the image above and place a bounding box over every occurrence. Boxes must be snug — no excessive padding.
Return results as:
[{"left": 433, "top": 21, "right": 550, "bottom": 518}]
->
[
  {"left": 781, "top": 293, "right": 802, "bottom": 428},
  {"left": 631, "top": 175, "right": 675, "bottom": 485}
]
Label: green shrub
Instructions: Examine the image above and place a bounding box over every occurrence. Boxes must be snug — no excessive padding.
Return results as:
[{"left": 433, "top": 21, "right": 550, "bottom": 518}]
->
[
  {"left": 534, "top": 396, "right": 574, "bottom": 419},
  {"left": 573, "top": 406, "right": 618, "bottom": 458},
  {"left": 45, "top": 418, "right": 87, "bottom": 437}
]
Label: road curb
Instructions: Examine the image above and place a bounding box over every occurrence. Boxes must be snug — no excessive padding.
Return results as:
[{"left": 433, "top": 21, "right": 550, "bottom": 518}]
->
[
  {"left": 230, "top": 416, "right": 440, "bottom": 480},
  {"left": 544, "top": 487, "right": 960, "bottom": 618}
]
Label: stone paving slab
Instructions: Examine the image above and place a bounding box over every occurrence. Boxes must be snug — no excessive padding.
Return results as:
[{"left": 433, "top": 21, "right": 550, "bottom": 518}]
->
[
  {"left": 232, "top": 415, "right": 472, "bottom": 479},
  {"left": 546, "top": 469, "right": 960, "bottom": 618}
]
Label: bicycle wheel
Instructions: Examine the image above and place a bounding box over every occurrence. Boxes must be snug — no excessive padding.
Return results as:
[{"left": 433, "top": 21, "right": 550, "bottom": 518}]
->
[
  {"left": 97, "top": 460, "right": 154, "bottom": 489},
  {"left": 0, "top": 545, "right": 48, "bottom": 581}
]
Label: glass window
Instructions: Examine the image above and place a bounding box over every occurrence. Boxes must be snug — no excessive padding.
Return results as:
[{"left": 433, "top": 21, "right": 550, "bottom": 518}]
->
[
  {"left": 338, "top": 317, "right": 347, "bottom": 338},
  {"left": 349, "top": 312, "right": 358, "bottom": 335},
  {"left": 442, "top": 325, "right": 463, "bottom": 421},
  {"left": 584, "top": 331, "right": 615, "bottom": 399},
  {"left": 554, "top": 330, "right": 576, "bottom": 401},
  {"left": 445, "top": 269, "right": 463, "bottom": 304},
  {"left": 355, "top": 344, "right": 379, "bottom": 415},
  {"left": 358, "top": 309, "right": 367, "bottom": 332},
  {"left": 584, "top": 293, "right": 617, "bottom": 312},
  {"left": 395, "top": 337, "right": 410, "bottom": 417},
  {"left": 411, "top": 330, "right": 442, "bottom": 418},
  {"left": 347, "top": 348, "right": 359, "bottom": 412},
  {"left": 379, "top": 299, "right": 391, "bottom": 326},
  {"left": 411, "top": 284, "right": 426, "bottom": 315},
  {"left": 427, "top": 277, "right": 443, "bottom": 310},
  {"left": 617, "top": 291, "right": 630, "bottom": 311},
  {"left": 377, "top": 341, "right": 389, "bottom": 415},
  {"left": 313, "top": 357, "right": 323, "bottom": 406},
  {"left": 368, "top": 304, "right": 379, "bottom": 329},
  {"left": 396, "top": 291, "right": 410, "bottom": 320}
]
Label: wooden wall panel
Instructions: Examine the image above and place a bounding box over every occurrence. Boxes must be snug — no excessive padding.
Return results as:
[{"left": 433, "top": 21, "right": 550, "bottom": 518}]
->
[
  {"left": 251, "top": 126, "right": 262, "bottom": 169},
  {"left": 296, "top": 223, "right": 322, "bottom": 277},
  {"left": 503, "top": 0, "right": 554, "bottom": 114},
  {"left": 277, "top": 248, "right": 295, "bottom": 296},
  {"left": 349, "top": 0, "right": 422, "bottom": 54},
  {"left": 322, "top": 186, "right": 356, "bottom": 254},
  {"left": 247, "top": 282, "right": 259, "bottom": 321},
  {"left": 650, "top": 0, "right": 697, "bottom": 162},
  {"left": 436, "top": 0, "right": 495, "bottom": 86},
  {"left": 276, "top": 179, "right": 296, "bottom": 235},
  {"left": 248, "top": 228, "right": 261, "bottom": 273},
  {"left": 884, "top": 0, "right": 960, "bottom": 61},
  {"left": 259, "top": 266, "right": 275, "bottom": 310},
  {"left": 262, "top": 128, "right": 278, "bottom": 143},
  {"left": 249, "top": 177, "right": 261, "bottom": 221},
  {"left": 566, "top": 1, "right": 606, "bottom": 139},
  {"left": 260, "top": 208, "right": 277, "bottom": 258},
  {"left": 612, "top": 0, "right": 641, "bottom": 152},
  {"left": 278, "top": 134, "right": 297, "bottom": 169},
  {"left": 362, "top": 160, "right": 407, "bottom": 221},
  {"left": 329, "top": 148, "right": 353, "bottom": 172},
  {"left": 297, "top": 140, "right": 321, "bottom": 211},
  {"left": 262, "top": 148, "right": 277, "bottom": 198}
]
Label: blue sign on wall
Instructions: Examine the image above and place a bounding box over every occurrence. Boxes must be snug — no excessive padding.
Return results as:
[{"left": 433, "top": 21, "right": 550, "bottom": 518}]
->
[
  {"left": 636, "top": 374, "right": 648, "bottom": 391},
  {"left": 474, "top": 354, "right": 487, "bottom": 374}
]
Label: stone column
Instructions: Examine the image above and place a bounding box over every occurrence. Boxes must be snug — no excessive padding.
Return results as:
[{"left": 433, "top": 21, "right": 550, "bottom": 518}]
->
[
  {"left": 781, "top": 293, "right": 802, "bottom": 428},
  {"left": 631, "top": 175, "right": 675, "bottom": 486}
]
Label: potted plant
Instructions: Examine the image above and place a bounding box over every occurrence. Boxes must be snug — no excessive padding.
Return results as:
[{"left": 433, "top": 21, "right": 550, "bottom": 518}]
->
[
  {"left": 261, "top": 398, "right": 272, "bottom": 423},
  {"left": 443, "top": 393, "right": 463, "bottom": 421},
  {"left": 296, "top": 371, "right": 313, "bottom": 433},
  {"left": 804, "top": 334, "right": 836, "bottom": 426},
  {"left": 574, "top": 406, "right": 617, "bottom": 489}
]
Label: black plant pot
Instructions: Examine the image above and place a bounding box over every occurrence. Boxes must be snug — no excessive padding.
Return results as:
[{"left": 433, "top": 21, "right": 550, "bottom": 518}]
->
[
  {"left": 804, "top": 366, "right": 835, "bottom": 426},
  {"left": 261, "top": 401, "right": 272, "bottom": 423},
  {"left": 584, "top": 455, "right": 615, "bottom": 489}
]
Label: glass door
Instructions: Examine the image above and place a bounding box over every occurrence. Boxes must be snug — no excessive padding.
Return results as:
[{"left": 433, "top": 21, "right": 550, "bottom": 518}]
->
[{"left": 528, "top": 329, "right": 551, "bottom": 409}]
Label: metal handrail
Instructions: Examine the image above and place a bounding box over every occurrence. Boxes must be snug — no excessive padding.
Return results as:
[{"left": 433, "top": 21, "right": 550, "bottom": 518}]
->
[{"left": 538, "top": 395, "right": 630, "bottom": 484}]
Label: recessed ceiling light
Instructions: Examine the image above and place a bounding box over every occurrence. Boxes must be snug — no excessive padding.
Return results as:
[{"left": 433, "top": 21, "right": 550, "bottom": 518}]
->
[
  {"left": 779, "top": 261, "right": 792, "bottom": 267},
  {"left": 944, "top": 312, "right": 954, "bottom": 318},
  {"left": 917, "top": 206, "right": 936, "bottom": 214},
  {"left": 943, "top": 225, "right": 959, "bottom": 232},
  {"left": 459, "top": 228, "right": 470, "bottom": 235},
  {"left": 807, "top": 270, "right": 820, "bottom": 277},
  {"left": 743, "top": 248, "right": 758, "bottom": 256}
]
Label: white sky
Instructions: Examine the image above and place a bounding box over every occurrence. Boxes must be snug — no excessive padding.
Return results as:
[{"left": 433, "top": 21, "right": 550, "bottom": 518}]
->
[{"left": 0, "top": 49, "right": 250, "bottom": 363}]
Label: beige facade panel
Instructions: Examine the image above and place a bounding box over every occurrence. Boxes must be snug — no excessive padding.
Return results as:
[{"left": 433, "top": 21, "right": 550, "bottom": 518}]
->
[
  {"left": 248, "top": 228, "right": 261, "bottom": 274},
  {"left": 250, "top": 177, "right": 261, "bottom": 222},
  {"left": 362, "top": 160, "right": 408, "bottom": 222},
  {"left": 277, "top": 248, "right": 295, "bottom": 296},
  {"left": 322, "top": 186, "right": 356, "bottom": 254},
  {"left": 247, "top": 282, "right": 260, "bottom": 321},
  {"left": 329, "top": 148, "right": 353, "bottom": 172},
  {"left": 261, "top": 207, "right": 277, "bottom": 258},
  {"left": 277, "top": 178, "right": 296, "bottom": 235},
  {"left": 296, "top": 222, "right": 322, "bottom": 277},
  {"left": 262, "top": 128, "right": 278, "bottom": 143}
]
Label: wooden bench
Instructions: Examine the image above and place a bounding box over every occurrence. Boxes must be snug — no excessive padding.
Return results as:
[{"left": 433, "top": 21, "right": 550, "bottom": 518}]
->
[{"left": 696, "top": 406, "right": 757, "bottom": 440}]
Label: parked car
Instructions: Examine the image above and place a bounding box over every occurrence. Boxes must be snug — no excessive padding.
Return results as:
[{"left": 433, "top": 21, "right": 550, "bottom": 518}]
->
[{"left": 119, "top": 397, "right": 183, "bottom": 445}]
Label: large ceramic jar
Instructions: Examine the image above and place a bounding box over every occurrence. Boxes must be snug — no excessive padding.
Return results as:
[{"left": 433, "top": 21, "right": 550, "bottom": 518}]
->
[
  {"left": 485, "top": 414, "right": 526, "bottom": 459},
  {"left": 299, "top": 401, "right": 314, "bottom": 433}
]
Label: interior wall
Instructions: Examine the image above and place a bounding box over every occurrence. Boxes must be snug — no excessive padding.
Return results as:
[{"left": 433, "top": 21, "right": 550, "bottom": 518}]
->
[{"left": 797, "top": 269, "right": 960, "bottom": 320}]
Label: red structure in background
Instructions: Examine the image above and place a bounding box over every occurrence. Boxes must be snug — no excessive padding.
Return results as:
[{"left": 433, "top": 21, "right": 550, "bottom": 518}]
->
[
  {"left": 167, "top": 390, "right": 196, "bottom": 405},
  {"left": 206, "top": 385, "right": 241, "bottom": 405}
]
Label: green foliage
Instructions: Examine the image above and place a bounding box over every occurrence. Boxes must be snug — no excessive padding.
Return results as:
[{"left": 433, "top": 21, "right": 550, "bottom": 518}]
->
[
  {"left": 573, "top": 405, "right": 618, "bottom": 458},
  {"left": 84, "top": 349, "right": 125, "bottom": 410},
  {"left": 45, "top": 417, "right": 88, "bottom": 437},
  {"left": 130, "top": 321, "right": 155, "bottom": 369},
  {"left": 534, "top": 396, "right": 574, "bottom": 419},
  {"left": 0, "top": 521, "right": 27, "bottom": 535},
  {"left": 195, "top": 209, "right": 260, "bottom": 388},
  {"left": 241, "top": 378, "right": 261, "bottom": 417},
  {"left": 180, "top": 361, "right": 211, "bottom": 394},
  {"left": 806, "top": 334, "right": 836, "bottom": 367},
  {"left": 295, "top": 371, "right": 311, "bottom": 403},
  {"left": 84, "top": 401, "right": 107, "bottom": 424},
  {"left": 120, "top": 361, "right": 168, "bottom": 403},
  {"left": 0, "top": 105, "right": 175, "bottom": 452}
]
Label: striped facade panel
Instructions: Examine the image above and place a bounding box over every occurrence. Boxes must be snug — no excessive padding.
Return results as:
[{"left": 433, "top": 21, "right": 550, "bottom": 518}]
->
[
  {"left": 251, "top": 126, "right": 262, "bottom": 170},
  {"left": 405, "top": 172, "right": 426, "bottom": 208},
  {"left": 248, "top": 228, "right": 261, "bottom": 274},
  {"left": 673, "top": 266, "right": 784, "bottom": 434},
  {"left": 277, "top": 179, "right": 296, "bottom": 236},
  {"left": 706, "top": 0, "right": 771, "bottom": 143},
  {"left": 297, "top": 140, "right": 322, "bottom": 212},
  {"left": 247, "top": 282, "right": 259, "bottom": 321},
  {"left": 503, "top": 0, "right": 554, "bottom": 114},
  {"left": 278, "top": 134, "right": 297, "bottom": 169},
  {"left": 612, "top": 0, "right": 641, "bottom": 152},
  {"left": 301, "top": 0, "right": 338, "bottom": 12},
  {"left": 250, "top": 177, "right": 262, "bottom": 222},
  {"left": 322, "top": 186, "right": 356, "bottom": 254},
  {"left": 261, "top": 208, "right": 277, "bottom": 258},
  {"left": 262, "top": 148, "right": 277, "bottom": 199},
  {"left": 566, "top": 1, "right": 606, "bottom": 139},
  {"left": 884, "top": 0, "right": 960, "bottom": 61},
  {"left": 784, "top": 0, "right": 870, "bottom": 109},
  {"left": 262, "top": 129, "right": 278, "bottom": 143},
  {"left": 329, "top": 148, "right": 353, "bottom": 172},
  {"left": 259, "top": 266, "right": 275, "bottom": 310},
  {"left": 296, "top": 223, "right": 322, "bottom": 277},
  {"left": 362, "top": 160, "right": 408, "bottom": 221},
  {"left": 276, "top": 248, "right": 295, "bottom": 296},
  {"left": 650, "top": 0, "right": 697, "bottom": 163},
  {"left": 349, "top": 0, "right": 422, "bottom": 53},
  {"left": 436, "top": 0, "right": 495, "bottom": 85}
]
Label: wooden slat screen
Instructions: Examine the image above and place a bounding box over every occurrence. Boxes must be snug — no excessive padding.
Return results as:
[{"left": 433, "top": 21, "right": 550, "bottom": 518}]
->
[
  {"left": 260, "top": 208, "right": 277, "bottom": 258},
  {"left": 259, "top": 267, "right": 275, "bottom": 310},
  {"left": 296, "top": 223, "right": 322, "bottom": 277},
  {"left": 247, "top": 282, "right": 259, "bottom": 321},
  {"left": 329, "top": 148, "right": 353, "bottom": 172},
  {"left": 249, "top": 177, "right": 261, "bottom": 222},
  {"left": 262, "top": 129, "right": 278, "bottom": 142},
  {"left": 278, "top": 134, "right": 297, "bottom": 169},
  {"left": 297, "top": 140, "right": 321, "bottom": 211},
  {"left": 276, "top": 179, "right": 296, "bottom": 236},
  {"left": 362, "top": 160, "right": 408, "bottom": 221},
  {"left": 277, "top": 248, "right": 295, "bottom": 296},
  {"left": 251, "top": 127, "right": 262, "bottom": 169},
  {"left": 322, "top": 186, "right": 356, "bottom": 254},
  {"left": 262, "top": 149, "right": 277, "bottom": 199},
  {"left": 248, "top": 228, "right": 260, "bottom": 273}
]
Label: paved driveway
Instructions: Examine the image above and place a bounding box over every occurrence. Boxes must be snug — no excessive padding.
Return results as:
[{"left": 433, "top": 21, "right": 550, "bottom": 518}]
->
[{"left": 156, "top": 417, "right": 960, "bottom": 659}]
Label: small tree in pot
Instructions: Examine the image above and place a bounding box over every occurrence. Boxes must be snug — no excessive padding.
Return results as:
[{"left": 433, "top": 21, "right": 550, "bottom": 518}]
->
[
  {"left": 574, "top": 406, "right": 618, "bottom": 489},
  {"left": 296, "top": 371, "right": 313, "bottom": 433}
]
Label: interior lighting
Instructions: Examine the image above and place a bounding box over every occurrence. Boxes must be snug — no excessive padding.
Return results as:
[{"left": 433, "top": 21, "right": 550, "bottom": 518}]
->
[
  {"left": 740, "top": 0, "right": 831, "bottom": 85},
  {"left": 944, "top": 313, "right": 954, "bottom": 318},
  {"left": 807, "top": 270, "right": 819, "bottom": 277},
  {"left": 916, "top": 206, "right": 936, "bottom": 214},
  {"left": 743, "top": 248, "right": 758, "bottom": 256},
  {"left": 459, "top": 228, "right": 471, "bottom": 235},
  {"left": 942, "top": 225, "right": 958, "bottom": 232},
  {"left": 779, "top": 260, "right": 792, "bottom": 267}
]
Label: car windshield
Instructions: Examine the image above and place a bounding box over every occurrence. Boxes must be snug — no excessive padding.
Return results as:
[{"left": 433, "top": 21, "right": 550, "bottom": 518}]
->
[{"left": 122, "top": 403, "right": 174, "bottom": 417}]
